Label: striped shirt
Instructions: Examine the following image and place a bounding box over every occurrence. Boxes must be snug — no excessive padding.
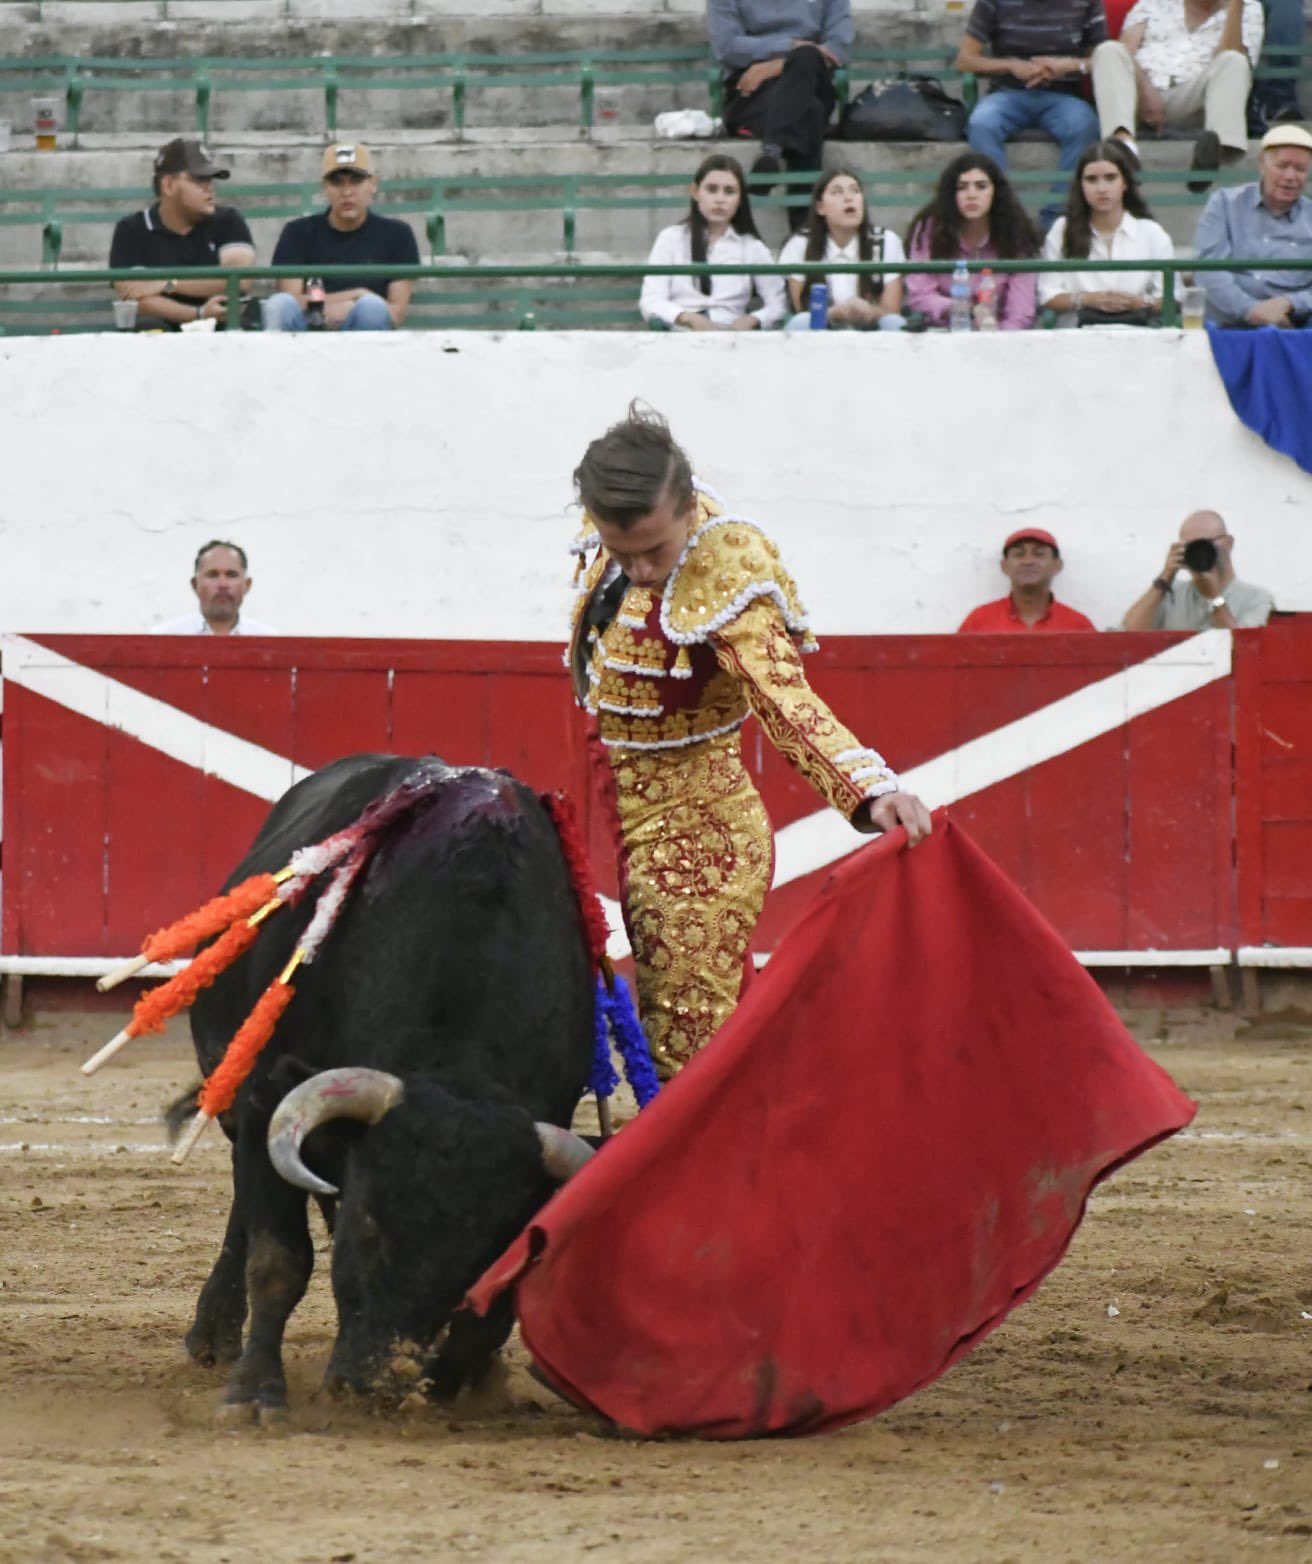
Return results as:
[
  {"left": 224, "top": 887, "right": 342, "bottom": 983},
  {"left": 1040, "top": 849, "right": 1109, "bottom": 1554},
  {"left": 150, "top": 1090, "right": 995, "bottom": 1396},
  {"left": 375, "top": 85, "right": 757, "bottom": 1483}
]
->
[{"left": 966, "top": 0, "right": 1107, "bottom": 93}]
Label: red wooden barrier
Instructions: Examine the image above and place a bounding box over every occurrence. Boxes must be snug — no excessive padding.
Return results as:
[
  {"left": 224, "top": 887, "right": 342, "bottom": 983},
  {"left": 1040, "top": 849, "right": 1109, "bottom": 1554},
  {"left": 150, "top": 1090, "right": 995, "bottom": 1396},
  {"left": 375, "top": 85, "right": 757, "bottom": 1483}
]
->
[{"left": 2, "top": 625, "right": 1309, "bottom": 964}]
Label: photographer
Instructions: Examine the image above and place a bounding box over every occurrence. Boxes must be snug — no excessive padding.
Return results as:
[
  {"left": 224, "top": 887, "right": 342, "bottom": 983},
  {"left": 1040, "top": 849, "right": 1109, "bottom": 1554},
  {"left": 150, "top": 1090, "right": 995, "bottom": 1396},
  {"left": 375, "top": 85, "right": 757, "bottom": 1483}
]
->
[{"left": 1122, "top": 510, "right": 1273, "bottom": 629}]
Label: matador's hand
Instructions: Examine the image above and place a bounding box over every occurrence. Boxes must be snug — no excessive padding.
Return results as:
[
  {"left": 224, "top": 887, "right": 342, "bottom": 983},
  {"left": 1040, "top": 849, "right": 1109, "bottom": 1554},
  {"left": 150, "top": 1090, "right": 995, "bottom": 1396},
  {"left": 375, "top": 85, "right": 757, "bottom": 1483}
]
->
[{"left": 862, "top": 791, "right": 933, "bottom": 846}]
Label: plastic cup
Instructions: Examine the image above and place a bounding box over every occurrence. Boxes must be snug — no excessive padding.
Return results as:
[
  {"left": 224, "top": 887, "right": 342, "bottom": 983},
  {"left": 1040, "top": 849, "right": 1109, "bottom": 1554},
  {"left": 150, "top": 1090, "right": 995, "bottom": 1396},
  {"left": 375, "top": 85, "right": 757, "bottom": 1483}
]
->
[
  {"left": 33, "top": 96, "right": 56, "bottom": 151},
  {"left": 592, "top": 86, "right": 621, "bottom": 143},
  {"left": 1180, "top": 286, "right": 1205, "bottom": 329},
  {"left": 112, "top": 298, "right": 139, "bottom": 331}
]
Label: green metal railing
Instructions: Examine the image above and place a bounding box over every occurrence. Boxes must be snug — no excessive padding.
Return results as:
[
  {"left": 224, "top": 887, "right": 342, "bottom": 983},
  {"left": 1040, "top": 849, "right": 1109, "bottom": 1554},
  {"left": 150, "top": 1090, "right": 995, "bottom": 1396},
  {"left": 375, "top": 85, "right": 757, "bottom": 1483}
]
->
[
  {"left": 0, "top": 165, "right": 1258, "bottom": 270},
  {"left": 1, "top": 257, "right": 1306, "bottom": 333}
]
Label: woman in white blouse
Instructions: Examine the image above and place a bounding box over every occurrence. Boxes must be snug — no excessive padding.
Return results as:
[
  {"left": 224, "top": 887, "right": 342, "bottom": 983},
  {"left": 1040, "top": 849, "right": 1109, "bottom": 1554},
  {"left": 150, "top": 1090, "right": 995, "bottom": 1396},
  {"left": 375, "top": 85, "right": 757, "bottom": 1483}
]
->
[
  {"left": 1041, "top": 140, "right": 1175, "bottom": 325},
  {"left": 779, "top": 169, "right": 907, "bottom": 331},
  {"left": 638, "top": 154, "right": 786, "bottom": 331}
]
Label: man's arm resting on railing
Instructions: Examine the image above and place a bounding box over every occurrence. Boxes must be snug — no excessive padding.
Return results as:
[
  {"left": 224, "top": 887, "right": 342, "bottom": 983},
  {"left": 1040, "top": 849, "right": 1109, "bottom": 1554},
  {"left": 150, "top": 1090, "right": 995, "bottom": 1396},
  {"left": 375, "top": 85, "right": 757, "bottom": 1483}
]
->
[{"left": 114, "top": 243, "right": 257, "bottom": 319}]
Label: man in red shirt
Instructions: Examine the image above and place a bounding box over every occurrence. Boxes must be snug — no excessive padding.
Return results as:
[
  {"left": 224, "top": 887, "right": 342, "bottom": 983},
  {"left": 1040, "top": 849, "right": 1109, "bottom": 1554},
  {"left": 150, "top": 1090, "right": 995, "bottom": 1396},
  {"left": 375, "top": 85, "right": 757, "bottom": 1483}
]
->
[{"left": 958, "top": 528, "right": 1096, "bottom": 631}]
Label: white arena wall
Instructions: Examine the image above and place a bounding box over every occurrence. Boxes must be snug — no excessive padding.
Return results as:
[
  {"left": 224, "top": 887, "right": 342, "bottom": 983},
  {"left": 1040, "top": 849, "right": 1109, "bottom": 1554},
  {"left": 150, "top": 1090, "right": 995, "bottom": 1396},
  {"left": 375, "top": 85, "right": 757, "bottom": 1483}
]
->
[{"left": 1, "top": 330, "right": 1307, "bottom": 639}]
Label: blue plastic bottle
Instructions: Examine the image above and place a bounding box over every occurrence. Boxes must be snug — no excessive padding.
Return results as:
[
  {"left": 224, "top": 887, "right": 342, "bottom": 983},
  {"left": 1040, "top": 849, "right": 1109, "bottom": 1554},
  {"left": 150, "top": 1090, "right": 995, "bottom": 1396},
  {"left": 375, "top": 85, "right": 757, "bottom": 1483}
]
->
[{"left": 809, "top": 282, "right": 829, "bottom": 331}]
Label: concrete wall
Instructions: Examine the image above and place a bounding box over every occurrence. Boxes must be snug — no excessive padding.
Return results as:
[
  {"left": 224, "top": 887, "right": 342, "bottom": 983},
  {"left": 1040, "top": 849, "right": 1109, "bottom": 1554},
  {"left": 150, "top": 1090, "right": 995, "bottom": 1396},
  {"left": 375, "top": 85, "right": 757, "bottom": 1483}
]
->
[{"left": 0, "top": 329, "right": 1306, "bottom": 639}]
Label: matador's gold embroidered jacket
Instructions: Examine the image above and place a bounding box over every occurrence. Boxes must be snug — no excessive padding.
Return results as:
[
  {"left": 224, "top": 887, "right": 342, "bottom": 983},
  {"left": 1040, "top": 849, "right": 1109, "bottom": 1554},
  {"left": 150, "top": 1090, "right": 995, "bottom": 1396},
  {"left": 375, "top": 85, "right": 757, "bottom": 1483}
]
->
[{"left": 569, "top": 489, "right": 899, "bottom": 818}]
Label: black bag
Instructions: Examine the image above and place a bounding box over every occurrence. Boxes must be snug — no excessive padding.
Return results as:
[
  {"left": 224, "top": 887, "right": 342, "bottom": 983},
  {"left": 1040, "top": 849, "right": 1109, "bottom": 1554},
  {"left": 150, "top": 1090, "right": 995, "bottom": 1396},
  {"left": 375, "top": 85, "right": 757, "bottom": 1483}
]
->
[
  {"left": 1077, "top": 304, "right": 1155, "bottom": 328},
  {"left": 839, "top": 76, "right": 967, "bottom": 143}
]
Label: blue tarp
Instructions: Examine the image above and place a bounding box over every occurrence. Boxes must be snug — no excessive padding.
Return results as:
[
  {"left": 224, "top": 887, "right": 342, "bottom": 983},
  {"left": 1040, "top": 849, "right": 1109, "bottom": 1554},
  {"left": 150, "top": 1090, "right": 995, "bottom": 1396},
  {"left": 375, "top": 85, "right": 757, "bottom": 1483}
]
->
[{"left": 1207, "top": 322, "right": 1312, "bottom": 477}]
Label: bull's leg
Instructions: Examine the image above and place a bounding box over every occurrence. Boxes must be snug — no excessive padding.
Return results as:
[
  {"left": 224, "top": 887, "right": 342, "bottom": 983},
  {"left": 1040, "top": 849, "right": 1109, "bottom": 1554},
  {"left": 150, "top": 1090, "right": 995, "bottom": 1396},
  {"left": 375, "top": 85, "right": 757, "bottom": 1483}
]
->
[
  {"left": 424, "top": 1296, "right": 516, "bottom": 1401},
  {"left": 219, "top": 1129, "right": 314, "bottom": 1423},
  {"left": 186, "top": 1143, "right": 248, "bottom": 1367}
]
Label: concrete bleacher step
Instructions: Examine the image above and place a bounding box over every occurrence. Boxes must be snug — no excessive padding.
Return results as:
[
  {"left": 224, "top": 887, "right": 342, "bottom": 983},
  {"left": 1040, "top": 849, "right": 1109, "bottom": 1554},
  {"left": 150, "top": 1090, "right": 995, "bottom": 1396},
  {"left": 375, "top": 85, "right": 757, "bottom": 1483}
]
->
[{"left": 0, "top": 131, "right": 1223, "bottom": 271}]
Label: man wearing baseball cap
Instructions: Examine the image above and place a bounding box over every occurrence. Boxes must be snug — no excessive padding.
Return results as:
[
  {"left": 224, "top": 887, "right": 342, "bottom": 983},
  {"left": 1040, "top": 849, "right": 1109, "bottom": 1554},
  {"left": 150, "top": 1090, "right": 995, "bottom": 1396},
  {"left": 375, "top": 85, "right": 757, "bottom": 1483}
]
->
[
  {"left": 108, "top": 137, "right": 256, "bottom": 330},
  {"left": 958, "top": 529, "right": 1096, "bottom": 632},
  {"left": 264, "top": 140, "right": 420, "bottom": 331},
  {"left": 1195, "top": 123, "right": 1312, "bottom": 327}
]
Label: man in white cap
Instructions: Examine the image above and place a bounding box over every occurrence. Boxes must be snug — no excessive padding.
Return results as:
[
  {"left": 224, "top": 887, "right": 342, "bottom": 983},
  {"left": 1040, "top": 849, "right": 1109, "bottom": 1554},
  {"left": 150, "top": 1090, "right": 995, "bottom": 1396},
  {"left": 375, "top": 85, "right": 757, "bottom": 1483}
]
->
[
  {"left": 1195, "top": 123, "right": 1312, "bottom": 326},
  {"left": 264, "top": 140, "right": 421, "bottom": 331}
]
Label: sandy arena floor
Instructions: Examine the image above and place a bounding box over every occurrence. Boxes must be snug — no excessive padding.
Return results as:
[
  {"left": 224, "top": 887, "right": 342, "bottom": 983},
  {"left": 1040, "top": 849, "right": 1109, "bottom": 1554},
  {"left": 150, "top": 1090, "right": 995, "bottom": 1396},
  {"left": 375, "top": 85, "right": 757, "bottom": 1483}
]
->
[{"left": 1, "top": 1011, "right": 1309, "bottom": 1564}]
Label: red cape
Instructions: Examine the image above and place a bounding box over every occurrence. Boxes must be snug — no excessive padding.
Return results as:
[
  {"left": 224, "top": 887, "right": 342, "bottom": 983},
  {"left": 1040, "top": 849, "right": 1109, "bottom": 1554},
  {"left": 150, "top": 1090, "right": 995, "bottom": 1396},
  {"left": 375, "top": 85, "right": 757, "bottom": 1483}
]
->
[{"left": 469, "top": 814, "right": 1195, "bottom": 1438}]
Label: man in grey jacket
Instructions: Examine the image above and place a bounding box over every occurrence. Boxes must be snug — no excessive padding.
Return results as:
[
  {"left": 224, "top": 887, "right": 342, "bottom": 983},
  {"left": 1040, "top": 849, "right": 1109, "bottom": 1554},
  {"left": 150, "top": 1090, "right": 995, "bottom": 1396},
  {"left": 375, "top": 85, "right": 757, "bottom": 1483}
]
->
[{"left": 708, "top": 0, "right": 853, "bottom": 224}]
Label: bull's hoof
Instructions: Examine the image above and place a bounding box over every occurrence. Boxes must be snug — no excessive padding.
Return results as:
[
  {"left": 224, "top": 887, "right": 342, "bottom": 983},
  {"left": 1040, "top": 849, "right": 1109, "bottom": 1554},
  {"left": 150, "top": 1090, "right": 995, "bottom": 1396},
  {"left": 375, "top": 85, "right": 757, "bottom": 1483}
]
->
[
  {"left": 215, "top": 1399, "right": 259, "bottom": 1426},
  {"left": 186, "top": 1330, "right": 242, "bottom": 1369},
  {"left": 256, "top": 1402, "right": 290, "bottom": 1431}
]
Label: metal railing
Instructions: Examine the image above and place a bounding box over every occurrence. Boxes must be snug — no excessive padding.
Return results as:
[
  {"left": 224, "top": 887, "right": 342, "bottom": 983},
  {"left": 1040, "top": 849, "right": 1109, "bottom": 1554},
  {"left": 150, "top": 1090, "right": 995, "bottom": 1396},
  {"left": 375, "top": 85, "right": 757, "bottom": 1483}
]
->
[{"left": 1, "top": 257, "right": 1307, "bottom": 332}]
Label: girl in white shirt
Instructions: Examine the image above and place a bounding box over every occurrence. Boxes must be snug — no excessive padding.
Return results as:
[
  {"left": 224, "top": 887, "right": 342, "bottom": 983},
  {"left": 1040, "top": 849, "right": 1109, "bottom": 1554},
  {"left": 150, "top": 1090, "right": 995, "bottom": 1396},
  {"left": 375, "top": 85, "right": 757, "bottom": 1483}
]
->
[
  {"left": 638, "top": 154, "right": 786, "bottom": 331},
  {"left": 779, "top": 168, "right": 907, "bottom": 332},
  {"left": 1041, "top": 140, "right": 1175, "bottom": 325}
]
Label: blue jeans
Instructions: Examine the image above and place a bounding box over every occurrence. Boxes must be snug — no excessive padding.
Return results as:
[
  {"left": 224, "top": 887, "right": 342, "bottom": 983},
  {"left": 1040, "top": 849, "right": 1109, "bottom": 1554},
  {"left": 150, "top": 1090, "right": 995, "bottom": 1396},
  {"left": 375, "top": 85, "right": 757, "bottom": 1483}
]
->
[
  {"left": 262, "top": 290, "right": 394, "bottom": 331},
  {"left": 967, "top": 87, "right": 1099, "bottom": 223},
  {"left": 1253, "top": 0, "right": 1302, "bottom": 117}
]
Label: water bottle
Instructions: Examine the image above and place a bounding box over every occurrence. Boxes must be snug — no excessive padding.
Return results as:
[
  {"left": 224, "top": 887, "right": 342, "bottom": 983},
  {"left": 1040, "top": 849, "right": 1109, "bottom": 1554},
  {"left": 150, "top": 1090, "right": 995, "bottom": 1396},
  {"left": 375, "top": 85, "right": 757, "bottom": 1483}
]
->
[
  {"left": 949, "top": 261, "right": 972, "bottom": 333},
  {"left": 808, "top": 282, "right": 829, "bottom": 331},
  {"left": 305, "top": 277, "right": 326, "bottom": 331},
  {"left": 975, "top": 267, "right": 998, "bottom": 332}
]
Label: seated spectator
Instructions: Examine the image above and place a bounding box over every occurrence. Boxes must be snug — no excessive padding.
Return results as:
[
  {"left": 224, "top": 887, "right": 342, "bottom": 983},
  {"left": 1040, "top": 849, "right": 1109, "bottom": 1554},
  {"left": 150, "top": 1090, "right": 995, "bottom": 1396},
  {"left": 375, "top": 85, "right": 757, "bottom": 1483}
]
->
[
  {"left": 708, "top": 0, "right": 852, "bottom": 219},
  {"left": 1040, "top": 139, "right": 1175, "bottom": 322},
  {"left": 1195, "top": 124, "right": 1312, "bottom": 326},
  {"left": 958, "top": 529, "right": 1096, "bottom": 631},
  {"left": 778, "top": 169, "right": 907, "bottom": 330},
  {"left": 955, "top": 0, "right": 1104, "bottom": 223},
  {"left": 109, "top": 138, "right": 255, "bottom": 331},
  {"left": 153, "top": 541, "right": 278, "bottom": 636},
  {"left": 639, "top": 154, "right": 786, "bottom": 330},
  {"left": 905, "top": 154, "right": 1039, "bottom": 329},
  {"left": 265, "top": 142, "right": 419, "bottom": 332},
  {"left": 1248, "top": 0, "right": 1304, "bottom": 133},
  {"left": 1091, "top": 0, "right": 1262, "bottom": 190},
  {"left": 1121, "top": 510, "right": 1273, "bottom": 628}
]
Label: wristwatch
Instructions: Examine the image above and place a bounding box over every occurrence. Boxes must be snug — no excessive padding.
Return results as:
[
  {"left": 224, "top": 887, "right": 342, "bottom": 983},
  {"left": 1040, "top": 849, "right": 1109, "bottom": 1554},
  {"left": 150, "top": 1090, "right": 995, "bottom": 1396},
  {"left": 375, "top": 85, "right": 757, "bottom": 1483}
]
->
[
  {"left": 1207, "top": 594, "right": 1227, "bottom": 611},
  {"left": 162, "top": 278, "right": 178, "bottom": 297}
]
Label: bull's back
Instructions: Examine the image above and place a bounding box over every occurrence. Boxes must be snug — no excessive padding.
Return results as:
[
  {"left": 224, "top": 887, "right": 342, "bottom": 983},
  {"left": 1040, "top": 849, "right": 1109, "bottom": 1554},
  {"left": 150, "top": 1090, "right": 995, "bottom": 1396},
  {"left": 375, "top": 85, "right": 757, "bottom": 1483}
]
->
[{"left": 191, "top": 757, "right": 593, "bottom": 1126}]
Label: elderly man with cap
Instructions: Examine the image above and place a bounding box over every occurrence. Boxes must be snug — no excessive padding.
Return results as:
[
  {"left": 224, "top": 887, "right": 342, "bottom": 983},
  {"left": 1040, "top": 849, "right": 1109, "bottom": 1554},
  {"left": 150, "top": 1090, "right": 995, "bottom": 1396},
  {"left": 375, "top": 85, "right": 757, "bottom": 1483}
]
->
[
  {"left": 108, "top": 138, "right": 256, "bottom": 330},
  {"left": 958, "top": 529, "right": 1096, "bottom": 632},
  {"left": 1122, "top": 509, "right": 1273, "bottom": 629},
  {"left": 264, "top": 140, "right": 421, "bottom": 332},
  {"left": 1195, "top": 124, "right": 1312, "bottom": 326}
]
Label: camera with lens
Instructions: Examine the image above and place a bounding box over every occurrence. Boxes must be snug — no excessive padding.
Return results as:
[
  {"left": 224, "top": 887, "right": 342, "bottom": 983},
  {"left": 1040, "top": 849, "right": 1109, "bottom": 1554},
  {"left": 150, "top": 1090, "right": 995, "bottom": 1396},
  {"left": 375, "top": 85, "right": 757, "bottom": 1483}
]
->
[{"left": 1182, "top": 538, "right": 1219, "bottom": 573}]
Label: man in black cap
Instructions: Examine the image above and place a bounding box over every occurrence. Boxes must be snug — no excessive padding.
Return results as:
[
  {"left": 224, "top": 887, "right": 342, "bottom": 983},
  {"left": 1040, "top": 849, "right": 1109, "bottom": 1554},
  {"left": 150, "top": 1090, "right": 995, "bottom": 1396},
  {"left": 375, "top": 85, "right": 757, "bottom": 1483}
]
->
[{"left": 108, "top": 137, "right": 256, "bottom": 330}]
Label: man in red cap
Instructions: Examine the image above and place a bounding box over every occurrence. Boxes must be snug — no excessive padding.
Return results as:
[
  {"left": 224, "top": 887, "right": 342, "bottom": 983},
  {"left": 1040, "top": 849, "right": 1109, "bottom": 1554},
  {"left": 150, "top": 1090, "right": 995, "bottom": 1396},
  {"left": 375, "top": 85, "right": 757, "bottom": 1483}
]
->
[{"left": 958, "top": 528, "right": 1096, "bottom": 631}]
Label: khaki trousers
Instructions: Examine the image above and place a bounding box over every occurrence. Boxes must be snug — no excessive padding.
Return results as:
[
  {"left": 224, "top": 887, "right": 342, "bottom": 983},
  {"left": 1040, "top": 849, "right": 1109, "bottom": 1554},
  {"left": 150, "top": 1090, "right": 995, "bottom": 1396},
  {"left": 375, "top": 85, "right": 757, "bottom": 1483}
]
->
[{"left": 1091, "top": 39, "right": 1251, "bottom": 153}]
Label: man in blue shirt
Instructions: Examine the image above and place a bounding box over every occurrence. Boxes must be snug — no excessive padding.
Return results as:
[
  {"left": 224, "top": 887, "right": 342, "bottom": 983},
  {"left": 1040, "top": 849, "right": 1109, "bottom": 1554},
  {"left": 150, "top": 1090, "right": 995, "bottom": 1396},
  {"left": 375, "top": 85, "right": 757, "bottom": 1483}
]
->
[
  {"left": 265, "top": 142, "right": 420, "bottom": 331},
  {"left": 708, "top": 0, "right": 853, "bottom": 226},
  {"left": 1195, "top": 123, "right": 1312, "bottom": 326}
]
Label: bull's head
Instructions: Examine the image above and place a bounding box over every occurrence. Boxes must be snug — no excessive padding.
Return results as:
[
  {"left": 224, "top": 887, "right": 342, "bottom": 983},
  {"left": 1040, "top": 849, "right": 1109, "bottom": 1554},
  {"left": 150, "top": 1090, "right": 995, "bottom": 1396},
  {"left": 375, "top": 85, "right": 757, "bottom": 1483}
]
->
[{"left": 267, "top": 1067, "right": 594, "bottom": 1399}]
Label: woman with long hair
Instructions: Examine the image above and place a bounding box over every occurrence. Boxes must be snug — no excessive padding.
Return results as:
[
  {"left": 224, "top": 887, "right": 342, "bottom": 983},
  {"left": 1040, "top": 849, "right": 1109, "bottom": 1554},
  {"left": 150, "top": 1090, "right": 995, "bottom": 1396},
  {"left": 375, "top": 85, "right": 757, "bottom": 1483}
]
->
[
  {"left": 778, "top": 167, "right": 907, "bottom": 331},
  {"left": 1040, "top": 139, "right": 1175, "bottom": 323},
  {"left": 905, "top": 152, "right": 1039, "bottom": 330},
  {"left": 638, "top": 154, "right": 786, "bottom": 331}
]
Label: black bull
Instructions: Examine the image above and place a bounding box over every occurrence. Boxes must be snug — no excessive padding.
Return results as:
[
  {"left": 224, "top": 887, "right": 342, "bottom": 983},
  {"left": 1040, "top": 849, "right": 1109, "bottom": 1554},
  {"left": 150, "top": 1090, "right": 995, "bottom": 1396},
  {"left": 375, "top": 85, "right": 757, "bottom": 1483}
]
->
[{"left": 181, "top": 754, "right": 596, "bottom": 1420}]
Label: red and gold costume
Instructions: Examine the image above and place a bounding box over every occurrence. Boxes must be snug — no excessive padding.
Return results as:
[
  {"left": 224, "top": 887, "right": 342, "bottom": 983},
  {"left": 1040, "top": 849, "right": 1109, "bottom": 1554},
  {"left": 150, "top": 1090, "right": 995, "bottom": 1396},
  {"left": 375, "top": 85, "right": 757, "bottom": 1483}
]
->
[{"left": 569, "top": 489, "right": 899, "bottom": 1076}]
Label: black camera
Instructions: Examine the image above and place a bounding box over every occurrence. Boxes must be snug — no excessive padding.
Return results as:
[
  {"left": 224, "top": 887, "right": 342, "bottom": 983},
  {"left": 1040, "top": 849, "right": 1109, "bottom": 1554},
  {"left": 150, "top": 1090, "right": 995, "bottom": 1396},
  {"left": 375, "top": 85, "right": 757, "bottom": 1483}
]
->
[{"left": 1183, "top": 538, "right": 1219, "bottom": 573}]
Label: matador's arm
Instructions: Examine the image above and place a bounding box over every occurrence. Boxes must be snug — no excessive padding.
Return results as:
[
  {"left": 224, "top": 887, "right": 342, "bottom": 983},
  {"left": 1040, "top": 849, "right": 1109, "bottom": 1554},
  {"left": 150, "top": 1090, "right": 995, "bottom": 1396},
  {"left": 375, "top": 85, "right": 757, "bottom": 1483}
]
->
[{"left": 711, "top": 599, "right": 899, "bottom": 822}]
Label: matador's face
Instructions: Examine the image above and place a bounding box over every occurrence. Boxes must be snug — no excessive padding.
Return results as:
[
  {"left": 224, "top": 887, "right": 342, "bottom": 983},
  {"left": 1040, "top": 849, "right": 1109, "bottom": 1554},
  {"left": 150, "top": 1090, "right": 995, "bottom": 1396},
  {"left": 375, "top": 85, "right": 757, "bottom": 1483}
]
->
[{"left": 592, "top": 492, "right": 697, "bottom": 593}]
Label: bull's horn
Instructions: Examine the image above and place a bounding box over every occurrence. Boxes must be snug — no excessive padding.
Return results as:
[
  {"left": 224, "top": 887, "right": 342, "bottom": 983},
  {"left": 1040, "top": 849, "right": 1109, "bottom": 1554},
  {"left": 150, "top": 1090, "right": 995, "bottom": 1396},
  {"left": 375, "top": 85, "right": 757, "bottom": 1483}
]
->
[
  {"left": 535, "top": 1123, "right": 596, "bottom": 1183},
  {"left": 267, "top": 1068, "right": 405, "bottom": 1197}
]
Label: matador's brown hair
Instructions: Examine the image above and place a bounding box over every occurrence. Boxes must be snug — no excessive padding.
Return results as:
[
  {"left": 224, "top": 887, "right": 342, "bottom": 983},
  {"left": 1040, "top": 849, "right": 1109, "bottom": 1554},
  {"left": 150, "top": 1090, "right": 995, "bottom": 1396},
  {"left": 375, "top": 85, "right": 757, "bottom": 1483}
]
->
[{"left": 573, "top": 402, "right": 695, "bottom": 529}]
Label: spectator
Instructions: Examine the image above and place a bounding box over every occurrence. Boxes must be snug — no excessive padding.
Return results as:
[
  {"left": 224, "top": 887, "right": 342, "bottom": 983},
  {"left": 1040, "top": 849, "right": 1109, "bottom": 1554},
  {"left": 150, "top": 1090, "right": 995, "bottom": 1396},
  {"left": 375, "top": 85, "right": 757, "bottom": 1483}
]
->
[
  {"left": 1121, "top": 510, "right": 1274, "bottom": 628},
  {"left": 707, "top": 0, "right": 852, "bottom": 223},
  {"left": 265, "top": 142, "right": 419, "bottom": 332},
  {"left": 905, "top": 153, "right": 1039, "bottom": 329},
  {"left": 1040, "top": 139, "right": 1175, "bottom": 322},
  {"left": 639, "top": 154, "right": 786, "bottom": 330},
  {"left": 1195, "top": 124, "right": 1312, "bottom": 326},
  {"left": 778, "top": 169, "right": 907, "bottom": 330},
  {"left": 958, "top": 529, "right": 1097, "bottom": 630},
  {"left": 1091, "top": 0, "right": 1262, "bottom": 190},
  {"left": 108, "top": 138, "right": 255, "bottom": 331},
  {"left": 153, "top": 541, "right": 278, "bottom": 636},
  {"left": 1248, "top": 0, "right": 1304, "bottom": 133},
  {"left": 954, "top": 0, "right": 1104, "bottom": 224}
]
